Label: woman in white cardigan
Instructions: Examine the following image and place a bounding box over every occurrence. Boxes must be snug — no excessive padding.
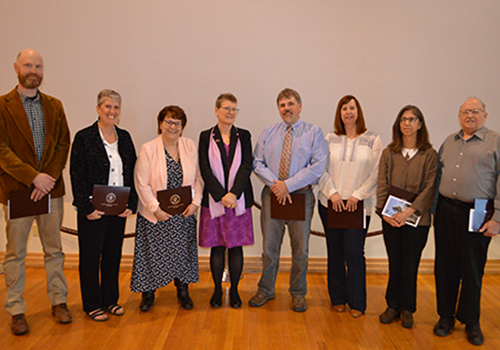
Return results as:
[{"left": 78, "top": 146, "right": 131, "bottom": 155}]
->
[
  {"left": 318, "top": 95, "right": 383, "bottom": 318},
  {"left": 131, "top": 105, "right": 203, "bottom": 312}
]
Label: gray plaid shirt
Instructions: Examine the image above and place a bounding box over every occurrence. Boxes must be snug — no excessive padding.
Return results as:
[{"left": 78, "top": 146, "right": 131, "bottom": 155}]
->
[{"left": 18, "top": 90, "right": 45, "bottom": 163}]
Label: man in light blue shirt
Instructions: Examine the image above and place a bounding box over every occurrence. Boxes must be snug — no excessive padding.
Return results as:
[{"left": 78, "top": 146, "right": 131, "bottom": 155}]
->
[{"left": 250, "top": 88, "right": 326, "bottom": 312}]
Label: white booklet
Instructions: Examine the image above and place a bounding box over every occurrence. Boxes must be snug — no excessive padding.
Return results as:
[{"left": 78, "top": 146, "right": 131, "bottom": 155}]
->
[
  {"left": 382, "top": 195, "right": 421, "bottom": 227},
  {"left": 468, "top": 199, "right": 493, "bottom": 232}
]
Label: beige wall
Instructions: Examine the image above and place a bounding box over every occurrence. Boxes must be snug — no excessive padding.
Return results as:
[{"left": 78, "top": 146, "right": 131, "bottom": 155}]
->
[{"left": 1, "top": 1, "right": 500, "bottom": 259}]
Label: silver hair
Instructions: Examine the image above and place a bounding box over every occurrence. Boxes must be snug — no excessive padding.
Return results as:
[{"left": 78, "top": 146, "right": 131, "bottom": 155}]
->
[{"left": 97, "top": 89, "right": 121, "bottom": 106}]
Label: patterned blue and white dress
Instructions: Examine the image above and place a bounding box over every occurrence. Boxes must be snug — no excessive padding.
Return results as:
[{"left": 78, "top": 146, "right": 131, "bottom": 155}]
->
[{"left": 131, "top": 150, "right": 199, "bottom": 292}]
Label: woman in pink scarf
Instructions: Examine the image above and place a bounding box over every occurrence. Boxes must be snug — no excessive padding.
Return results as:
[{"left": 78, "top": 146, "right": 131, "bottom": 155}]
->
[{"left": 198, "top": 93, "right": 254, "bottom": 309}]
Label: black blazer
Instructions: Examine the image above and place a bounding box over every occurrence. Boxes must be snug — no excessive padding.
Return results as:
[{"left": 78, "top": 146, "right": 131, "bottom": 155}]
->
[
  {"left": 70, "top": 121, "right": 138, "bottom": 216},
  {"left": 198, "top": 125, "right": 254, "bottom": 208}
]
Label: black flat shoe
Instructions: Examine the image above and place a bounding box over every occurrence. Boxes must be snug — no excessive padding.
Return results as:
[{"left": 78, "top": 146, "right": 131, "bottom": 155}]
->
[
  {"left": 433, "top": 317, "right": 455, "bottom": 337},
  {"left": 230, "top": 292, "right": 242, "bottom": 309},
  {"left": 465, "top": 323, "right": 484, "bottom": 346},
  {"left": 230, "top": 300, "right": 242, "bottom": 309},
  {"left": 140, "top": 291, "right": 155, "bottom": 312},
  {"left": 210, "top": 291, "right": 222, "bottom": 308}
]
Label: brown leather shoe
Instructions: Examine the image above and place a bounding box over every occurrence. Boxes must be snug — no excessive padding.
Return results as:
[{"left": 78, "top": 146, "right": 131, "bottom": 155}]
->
[
  {"left": 248, "top": 292, "right": 276, "bottom": 307},
  {"left": 401, "top": 310, "right": 414, "bottom": 328},
  {"left": 11, "top": 314, "right": 29, "bottom": 336},
  {"left": 291, "top": 296, "right": 307, "bottom": 312},
  {"left": 52, "top": 303, "right": 72, "bottom": 324},
  {"left": 350, "top": 309, "right": 364, "bottom": 318},
  {"left": 333, "top": 304, "right": 346, "bottom": 312},
  {"left": 379, "top": 307, "right": 400, "bottom": 324}
]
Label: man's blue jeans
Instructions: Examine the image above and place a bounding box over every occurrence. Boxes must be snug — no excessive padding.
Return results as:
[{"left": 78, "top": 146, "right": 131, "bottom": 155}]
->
[{"left": 257, "top": 186, "right": 314, "bottom": 297}]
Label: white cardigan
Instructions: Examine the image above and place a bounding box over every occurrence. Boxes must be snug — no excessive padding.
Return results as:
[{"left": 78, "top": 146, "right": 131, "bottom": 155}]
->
[{"left": 134, "top": 136, "right": 204, "bottom": 224}]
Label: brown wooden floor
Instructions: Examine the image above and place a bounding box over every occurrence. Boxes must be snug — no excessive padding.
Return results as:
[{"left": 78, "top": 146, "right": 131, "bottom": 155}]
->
[{"left": 1, "top": 268, "right": 500, "bottom": 349}]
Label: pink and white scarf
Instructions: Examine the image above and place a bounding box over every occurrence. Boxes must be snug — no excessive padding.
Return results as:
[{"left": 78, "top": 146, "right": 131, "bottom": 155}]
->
[{"left": 208, "top": 127, "right": 246, "bottom": 219}]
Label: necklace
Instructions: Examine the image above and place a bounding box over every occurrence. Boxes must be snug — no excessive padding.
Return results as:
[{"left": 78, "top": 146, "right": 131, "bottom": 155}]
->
[{"left": 163, "top": 141, "right": 179, "bottom": 162}]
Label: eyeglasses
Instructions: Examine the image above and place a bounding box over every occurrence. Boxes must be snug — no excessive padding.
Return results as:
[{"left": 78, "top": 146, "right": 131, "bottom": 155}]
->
[
  {"left": 220, "top": 106, "right": 240, "bottom": 114},
  {"left": 460, "top": 109, "right": 484, "bottom": 116},
  {"left": 164, "top": 119, "right": 182, "bottom": 127},
  {"left": 400, "top": 117, "right": 419, "bottom": 124}
]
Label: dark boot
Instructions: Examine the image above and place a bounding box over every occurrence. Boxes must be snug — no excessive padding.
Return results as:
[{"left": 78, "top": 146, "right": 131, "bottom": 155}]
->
[
  {"left": 175, "top": 279, "right": 193, "bottom": 310},
  {"left": 140, "top": 290, "right": 155, "bottom": 312}
]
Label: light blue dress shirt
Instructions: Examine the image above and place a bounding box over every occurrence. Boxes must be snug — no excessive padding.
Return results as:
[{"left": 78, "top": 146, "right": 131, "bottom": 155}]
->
[{"left": 253, "top": 118, "right": 327, "bottom": 193}]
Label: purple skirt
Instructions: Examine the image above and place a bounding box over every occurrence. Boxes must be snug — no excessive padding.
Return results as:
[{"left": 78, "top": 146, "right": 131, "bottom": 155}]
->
[{"left": 198, "top": 206, "right": 254, "bottom": 248}]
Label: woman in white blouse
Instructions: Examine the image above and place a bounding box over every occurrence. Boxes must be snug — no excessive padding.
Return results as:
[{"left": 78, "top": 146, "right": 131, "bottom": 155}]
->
[
  {"left": 318, "top": 95, "right": 383, "bottom": 318},
  {"left": 70, "top": 89, "right": 137, "bottom": 321}
]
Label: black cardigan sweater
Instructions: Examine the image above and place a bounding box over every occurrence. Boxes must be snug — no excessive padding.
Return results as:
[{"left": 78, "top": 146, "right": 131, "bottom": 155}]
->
[
  {"left": 70, "top": 121, "right": 138, "bottom": 216},
  {"left": 198, "top": 125, "right": 254, "bottom": 208}
]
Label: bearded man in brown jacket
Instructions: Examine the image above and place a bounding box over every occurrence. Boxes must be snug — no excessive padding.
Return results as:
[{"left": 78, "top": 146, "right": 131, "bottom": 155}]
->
[{"left": 0, "top": 49, "right": 72, "bottom": 335}]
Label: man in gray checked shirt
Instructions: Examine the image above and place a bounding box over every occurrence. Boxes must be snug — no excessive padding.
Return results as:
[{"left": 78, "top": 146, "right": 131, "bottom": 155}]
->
[{"left": 433, "top": 97, "right": 500, "bottom": 346}]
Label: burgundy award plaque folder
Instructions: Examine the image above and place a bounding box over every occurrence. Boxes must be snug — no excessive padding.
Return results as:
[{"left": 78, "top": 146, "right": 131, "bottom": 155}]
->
[
  {"left": 8, "top": 187, "right": 50, "bottom": 220},
  {"left": 270, "top": 192, "right": 306, "bottom": 221},
  {"left": 92, "top": 185, "right": 130, "bottom": 215},
  {"left": 157, "top": 185, "right": 192, "bottom": 215},
  {"left": 328, "top": 200, "right": 365, "bottom": 229}
]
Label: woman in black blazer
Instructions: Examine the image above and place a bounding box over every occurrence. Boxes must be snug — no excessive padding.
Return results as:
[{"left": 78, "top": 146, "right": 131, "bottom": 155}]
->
[
  {"left": 70, "top": 89, "right": 137, "bottom": 321},
  {"left": 198, "top": 93, "right": 254, "bottom": 309}
]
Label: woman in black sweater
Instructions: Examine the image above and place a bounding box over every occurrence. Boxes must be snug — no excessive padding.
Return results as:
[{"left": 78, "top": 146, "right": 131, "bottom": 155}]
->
[
  {"left": 70, "top": 89, "right": 137, "bottom": 321},
  {"left": 198, "top": 93, "right": 254, "bottom": 308}
]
